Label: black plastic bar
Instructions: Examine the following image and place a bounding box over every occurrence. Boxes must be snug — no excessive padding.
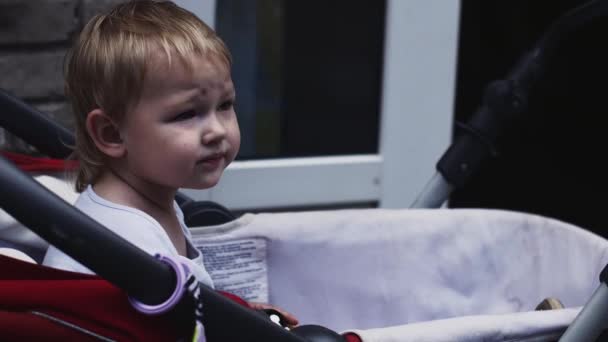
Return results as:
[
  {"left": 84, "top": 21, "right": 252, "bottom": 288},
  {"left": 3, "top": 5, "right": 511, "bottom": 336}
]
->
[
  {"left": 0, "top": 155, "right": 306, "bottom": 341},
  {"left": 0, "top": 88, "right": 74, "bottom": 158},
  {"left": 0, "top": 155, "right": 175, "bottom": 304},
  {"left": 435, "top": 0, "right": 608, "bottom": 194},
  {"left": 0, "top": 88, "right": 200, "bottom": 206},
  {"left": 202, "top": 292, "right": 308, "bottom": 341},
  {"left": 536, "top": 0, "right": 608, "bottom": 62}
]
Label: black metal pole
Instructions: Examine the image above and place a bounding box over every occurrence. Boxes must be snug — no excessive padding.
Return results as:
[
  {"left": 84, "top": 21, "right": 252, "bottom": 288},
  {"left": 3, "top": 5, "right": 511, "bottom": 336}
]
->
[
  {"left": 412, "top": 0, "right": 608, "bottom": 208},
  {"left": 0, "top": 155, "right": 175, "bottom": 304},
  {"left": 0, "top": 88, "right": 74, "bottom": 158},
  {"left": 0, "top": 155, "right": 307, "bottom": 341}
]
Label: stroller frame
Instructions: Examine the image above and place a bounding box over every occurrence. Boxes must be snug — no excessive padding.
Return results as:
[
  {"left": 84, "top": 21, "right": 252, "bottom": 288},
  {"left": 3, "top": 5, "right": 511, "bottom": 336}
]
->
[{"left": 3, "top": 0, "right": 608, "bottom": 340}]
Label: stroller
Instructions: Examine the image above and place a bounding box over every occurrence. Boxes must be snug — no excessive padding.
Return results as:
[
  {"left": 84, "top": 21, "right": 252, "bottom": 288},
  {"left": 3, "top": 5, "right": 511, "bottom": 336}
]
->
[
  {"left": 3, "top": 1, "right": 608, "bottom": 340},
  {"left": 3, "top": 156, "right": 608, "bottom": 341},
  {"left": 0, "top": 102, "right": 320, "bottom": 341}
]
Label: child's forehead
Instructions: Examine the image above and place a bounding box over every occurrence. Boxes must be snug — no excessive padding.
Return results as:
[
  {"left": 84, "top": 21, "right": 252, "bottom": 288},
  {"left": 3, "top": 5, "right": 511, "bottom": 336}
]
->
[{"left": 143, "top": 50, "right": 233, "bottom": 94}]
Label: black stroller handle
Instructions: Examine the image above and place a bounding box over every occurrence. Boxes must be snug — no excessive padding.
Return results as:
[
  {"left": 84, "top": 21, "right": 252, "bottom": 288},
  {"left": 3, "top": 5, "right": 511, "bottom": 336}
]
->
[
  {"left": 0, "top": 88, "right": 74, "bottom": 158},
  {"left": 0, "top": 154, "right": 308, "bottom": 341},
  {"left": 0, "top": 154, "right": 175, "bottom": 304},
  {"left": 0, "top": 89, "right": 314, "bottom": 340},
  {"left": 536, "top": 0, "right": 608, "bottom": 61},
  {"left": 412, "top": 0, "right": 608, "bottom": 208},
  {"left": 0, "top": 87, "right": 201, "bottom": 211}
]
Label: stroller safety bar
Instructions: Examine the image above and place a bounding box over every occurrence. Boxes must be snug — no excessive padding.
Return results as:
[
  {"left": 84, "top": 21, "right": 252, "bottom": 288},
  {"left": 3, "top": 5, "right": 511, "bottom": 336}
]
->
[
  {"left": 0, "top": 155, "right": 174, "bottom": 305},
  {"left": 0, "top": 88, "right": 73, "bottom": 159},
  {"left": 0, "top": 87, "right": 198, "bottom": 209},
  {"left": 3, "top": 1, "right": 608, "bottom": 340},
  {"left": 0, "top": 155, "right": 313, "bottom": 341}
]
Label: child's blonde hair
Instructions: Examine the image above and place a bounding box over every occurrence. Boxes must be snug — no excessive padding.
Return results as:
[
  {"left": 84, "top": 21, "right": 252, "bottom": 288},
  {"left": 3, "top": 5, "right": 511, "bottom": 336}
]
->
[{"left": 66, "top": 0, "right": 232, "bottom": 192}]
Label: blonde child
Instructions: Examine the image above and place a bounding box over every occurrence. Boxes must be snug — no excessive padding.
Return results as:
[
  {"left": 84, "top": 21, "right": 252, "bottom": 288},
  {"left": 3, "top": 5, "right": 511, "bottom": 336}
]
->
[{"left": 42, "top": 0, "right": 297, "bottom": 326}]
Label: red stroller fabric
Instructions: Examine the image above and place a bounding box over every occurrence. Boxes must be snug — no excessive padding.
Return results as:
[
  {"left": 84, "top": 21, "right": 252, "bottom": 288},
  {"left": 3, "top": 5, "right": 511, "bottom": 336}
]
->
[
  {"left": 0, "top": 255, "right": 250, "bottom": 341},
  {"left": 0, "top": 255, "right": 190, "bottom": 341},
  {"left": 0, "top": 150, "right": 78, "bottom": 172}
]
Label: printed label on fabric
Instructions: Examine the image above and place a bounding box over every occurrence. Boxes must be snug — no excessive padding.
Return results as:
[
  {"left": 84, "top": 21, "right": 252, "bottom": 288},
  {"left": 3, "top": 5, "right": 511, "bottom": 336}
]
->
[{"left": 193, "top": 237, "right": 268, "bottom": 303}]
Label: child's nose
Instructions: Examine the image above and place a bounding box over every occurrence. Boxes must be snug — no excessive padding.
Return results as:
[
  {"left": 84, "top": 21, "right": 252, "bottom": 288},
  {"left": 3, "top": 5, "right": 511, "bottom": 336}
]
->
[{"left": 201, "top": 112, "right": 227, "bottom": 145}]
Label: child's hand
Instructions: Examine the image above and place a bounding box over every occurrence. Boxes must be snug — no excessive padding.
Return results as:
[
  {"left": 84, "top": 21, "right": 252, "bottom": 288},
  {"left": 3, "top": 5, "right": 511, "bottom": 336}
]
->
[{"left": 247, "top": 302, "right": 299, "bottom": 328}]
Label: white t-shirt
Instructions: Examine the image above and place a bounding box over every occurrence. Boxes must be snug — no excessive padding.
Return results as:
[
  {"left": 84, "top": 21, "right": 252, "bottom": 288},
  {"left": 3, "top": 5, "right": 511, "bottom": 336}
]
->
[{"left": 42, "top": 185, "right": 214, "bottom": 288}]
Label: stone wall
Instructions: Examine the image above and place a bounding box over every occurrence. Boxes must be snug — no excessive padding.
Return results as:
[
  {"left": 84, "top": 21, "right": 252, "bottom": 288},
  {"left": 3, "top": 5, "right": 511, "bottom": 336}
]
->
[{"left": 0, "top": 0, "right": 125, "bottom": 152}]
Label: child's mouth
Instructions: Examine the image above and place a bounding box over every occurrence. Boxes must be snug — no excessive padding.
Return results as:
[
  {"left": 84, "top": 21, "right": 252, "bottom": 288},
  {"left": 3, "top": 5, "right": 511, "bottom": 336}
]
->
[{"left": 197, "top": 154, "right": 224, "bottom": 168}]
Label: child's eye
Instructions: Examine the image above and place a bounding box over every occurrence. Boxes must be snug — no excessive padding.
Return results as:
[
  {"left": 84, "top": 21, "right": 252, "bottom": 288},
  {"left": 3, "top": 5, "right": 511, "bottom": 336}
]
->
[
  {"left": 218, "top": 99, "right": 234, "bottom": 111},
  {"left": 172, "top": 110, "right": 197, "bottom": 121}
]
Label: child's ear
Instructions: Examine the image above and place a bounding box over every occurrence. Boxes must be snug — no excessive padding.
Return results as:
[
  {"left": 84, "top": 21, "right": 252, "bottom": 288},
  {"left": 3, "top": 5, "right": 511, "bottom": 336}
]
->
[{"left": 85, "top": 109, "right": 125, "bottom": 158}]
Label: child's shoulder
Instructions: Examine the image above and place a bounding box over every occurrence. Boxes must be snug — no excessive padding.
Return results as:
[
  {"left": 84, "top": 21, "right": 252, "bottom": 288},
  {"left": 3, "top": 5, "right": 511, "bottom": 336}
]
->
[
  {"left": 75, "top": 186, "right": 164, "bottom": 233},
  {"left": 75, "top": 186, "right": 179, "bottom": 253}
]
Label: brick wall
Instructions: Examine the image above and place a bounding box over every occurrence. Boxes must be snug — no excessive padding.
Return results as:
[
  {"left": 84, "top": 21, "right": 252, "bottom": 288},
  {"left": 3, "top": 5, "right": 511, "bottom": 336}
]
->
[{"left": 0, "top": 0, "right": 125, "bottom": 152}]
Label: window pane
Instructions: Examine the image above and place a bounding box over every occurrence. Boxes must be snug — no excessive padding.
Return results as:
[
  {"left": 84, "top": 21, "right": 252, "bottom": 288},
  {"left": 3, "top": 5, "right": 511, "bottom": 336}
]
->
[{"left": 216, "top": 0, "right": 386, "bottom": 160}]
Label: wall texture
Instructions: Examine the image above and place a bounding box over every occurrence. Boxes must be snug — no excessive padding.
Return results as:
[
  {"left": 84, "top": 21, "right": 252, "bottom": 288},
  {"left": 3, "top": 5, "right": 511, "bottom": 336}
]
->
[{"left": 0, "top": 0, "right": 125, "bottom": 152}]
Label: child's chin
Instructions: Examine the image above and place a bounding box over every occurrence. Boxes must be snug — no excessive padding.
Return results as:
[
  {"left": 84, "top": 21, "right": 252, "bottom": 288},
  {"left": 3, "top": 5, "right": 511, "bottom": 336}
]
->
[{"left": 184, "top": 178, "right": 221, "bottom": 190}]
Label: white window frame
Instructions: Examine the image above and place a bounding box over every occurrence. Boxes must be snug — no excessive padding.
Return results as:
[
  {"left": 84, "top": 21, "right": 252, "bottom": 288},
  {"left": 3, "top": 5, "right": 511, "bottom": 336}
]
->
[{"left": 175, "top": 0, "right": 460, "bottom": 211}]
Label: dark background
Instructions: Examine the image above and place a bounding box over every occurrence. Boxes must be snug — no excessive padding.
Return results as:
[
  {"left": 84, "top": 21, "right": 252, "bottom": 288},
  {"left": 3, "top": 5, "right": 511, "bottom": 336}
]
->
[
  {"left": 280, "top": 0, "right": 386, "bottom": 157},
  {"left": 450, "top": 0, "right": 608, "bottom": 238}
]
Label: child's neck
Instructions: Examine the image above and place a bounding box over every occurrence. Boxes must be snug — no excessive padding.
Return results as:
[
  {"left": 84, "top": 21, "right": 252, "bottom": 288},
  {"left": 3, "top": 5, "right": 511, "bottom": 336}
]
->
[
  {"left": 94, "top": 169, "right": 188, "bottom": 257},
  {"left": 94, "top": 169, "right": 177, "bottom": 216}
]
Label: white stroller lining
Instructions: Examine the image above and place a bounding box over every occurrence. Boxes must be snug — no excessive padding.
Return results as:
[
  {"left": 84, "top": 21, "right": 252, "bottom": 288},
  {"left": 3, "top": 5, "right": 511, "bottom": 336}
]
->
[
  {"left": 190, "top": 208, "right": 608, "bottom": 339},
  {"left": 346, "top": 307, "right": 580, "bottom": 342},
  {"left": 3, "top": 175, "right": 608, "bottom": 341},
  {"left": 0, "top": 247, "right": 37, "bottom": 263}
]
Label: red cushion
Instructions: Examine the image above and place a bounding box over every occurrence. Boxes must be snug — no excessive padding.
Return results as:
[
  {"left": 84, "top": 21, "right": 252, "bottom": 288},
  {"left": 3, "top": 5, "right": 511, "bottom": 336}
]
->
[
  {"left": 217, "top": 290, "right": 250, "bottom": 307},
  {"left": 343, "top": 332, "right": 364, "bottom": 342},
  {"left": 0, "top": 255, "right": 251, "bottom": 341},
  {"left": 0, "top": 150, "right": 78, "bottom": 172},
  {"left": 0, "top": 255, "right": 189, "bottom": 341}
]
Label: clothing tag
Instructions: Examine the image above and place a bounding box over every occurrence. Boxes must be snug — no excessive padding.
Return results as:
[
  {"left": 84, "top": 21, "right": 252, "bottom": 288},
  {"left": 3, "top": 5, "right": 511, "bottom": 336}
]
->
[{"left": 193, "top": 237, "right": 268, "bottom": 303}]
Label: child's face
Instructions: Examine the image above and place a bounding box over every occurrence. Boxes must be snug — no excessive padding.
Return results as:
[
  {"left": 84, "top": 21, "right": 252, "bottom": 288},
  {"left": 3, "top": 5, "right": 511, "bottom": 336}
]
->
[{"left": 117, "top": 53, "right": 240, "bottom": 190}]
